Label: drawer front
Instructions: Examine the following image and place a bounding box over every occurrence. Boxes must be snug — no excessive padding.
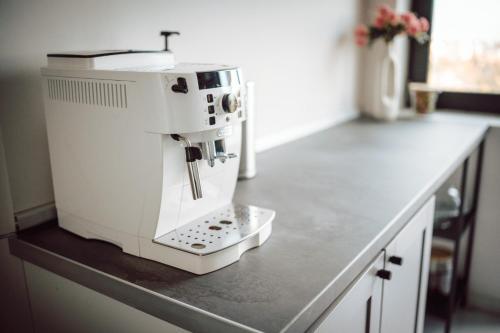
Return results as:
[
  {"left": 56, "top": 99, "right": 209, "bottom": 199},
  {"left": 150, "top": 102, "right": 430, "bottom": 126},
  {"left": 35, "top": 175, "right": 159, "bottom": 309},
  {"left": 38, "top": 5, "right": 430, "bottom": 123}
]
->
[{"left": 381, "top": 197, "right": 435, "bottom": 333}]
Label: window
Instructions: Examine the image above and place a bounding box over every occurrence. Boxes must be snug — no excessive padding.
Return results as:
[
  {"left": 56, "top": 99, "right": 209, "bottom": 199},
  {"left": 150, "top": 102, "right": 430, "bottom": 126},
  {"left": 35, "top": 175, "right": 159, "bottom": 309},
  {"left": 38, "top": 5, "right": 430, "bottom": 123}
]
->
[{"left": 408, "top": 0, "right": 500, "bottom": 113}]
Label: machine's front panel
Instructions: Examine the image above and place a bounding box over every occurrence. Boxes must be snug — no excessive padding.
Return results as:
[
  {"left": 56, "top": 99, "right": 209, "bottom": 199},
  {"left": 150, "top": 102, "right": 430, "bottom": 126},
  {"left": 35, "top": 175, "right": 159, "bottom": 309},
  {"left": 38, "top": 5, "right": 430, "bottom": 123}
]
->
[{"left": 162, "top": 67, "right": 245, "bottom": 134}]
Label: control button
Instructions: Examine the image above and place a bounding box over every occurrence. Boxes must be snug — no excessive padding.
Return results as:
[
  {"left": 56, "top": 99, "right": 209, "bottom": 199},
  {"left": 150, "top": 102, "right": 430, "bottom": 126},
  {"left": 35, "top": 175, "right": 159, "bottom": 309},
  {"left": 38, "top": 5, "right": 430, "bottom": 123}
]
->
[
  {"left": 208, "top": 105, "right": 215, "bottom": 114},
  {"left": 206, "top": 94, "right": 214, "bottom": 103},
  {"left": 209, "top": 116, "right": 216, "bottom": 125}
]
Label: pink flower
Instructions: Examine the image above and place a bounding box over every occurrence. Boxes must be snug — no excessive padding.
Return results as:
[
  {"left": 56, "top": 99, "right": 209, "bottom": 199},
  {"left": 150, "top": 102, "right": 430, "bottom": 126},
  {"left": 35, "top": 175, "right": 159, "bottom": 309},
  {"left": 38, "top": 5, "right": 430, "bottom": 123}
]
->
[
  {"left": 355, "top": 35, "right": 368, "bottom": 47},
  {"left": 374, "top": 5, "right": 400, "bottom": 28},
  {"left": 387, "top": 12, "right": 399, "bottom": 26},
  {"left": 378, "top": 4, "right": 393, "bottom": 18},
  {"left": 400, "top": 12, "right": 417, "bottom": 25},
  {"left": 354, "top": 24, "right": 369, "bottom": 37},
  {"left": 354, "top": 24, "right": 369, "bottom": 46},
  {"left": 374, "top": 15, "right": 385, "bottom": 28},
  {"left": 419, "top": 17, "right": 430, "bottom": 32},
  {"left": 407, "top": 20, "right": 420, "bottom": 36},
  {"left": 400, "top": 11, "right": 422, "bottom": 36}
]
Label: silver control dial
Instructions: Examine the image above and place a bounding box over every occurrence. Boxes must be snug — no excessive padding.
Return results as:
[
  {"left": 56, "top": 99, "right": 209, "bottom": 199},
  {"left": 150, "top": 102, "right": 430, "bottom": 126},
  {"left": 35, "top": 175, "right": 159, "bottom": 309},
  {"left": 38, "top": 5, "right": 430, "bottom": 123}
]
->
[{"left": 222, "top": 93, "right": 238, "bottom": 113}]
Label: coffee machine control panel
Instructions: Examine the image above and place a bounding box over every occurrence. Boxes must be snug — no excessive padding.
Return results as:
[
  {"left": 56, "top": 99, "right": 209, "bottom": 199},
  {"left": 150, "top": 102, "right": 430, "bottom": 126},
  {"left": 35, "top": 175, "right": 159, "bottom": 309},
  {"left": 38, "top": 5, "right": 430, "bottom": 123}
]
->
[
  {"left": 198, "top": 69, "right": 243, "bottom": 126},
  {"left": 162, "top": 64, "right": 245, "bottom": 134}
]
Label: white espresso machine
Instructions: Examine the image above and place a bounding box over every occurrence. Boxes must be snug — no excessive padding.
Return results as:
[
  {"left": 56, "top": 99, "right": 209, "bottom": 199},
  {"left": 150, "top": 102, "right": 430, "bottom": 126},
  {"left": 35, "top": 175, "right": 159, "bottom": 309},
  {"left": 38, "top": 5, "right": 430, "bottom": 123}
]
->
[{"left": 41, "top": 34, "right": 274, "bottom": 274}]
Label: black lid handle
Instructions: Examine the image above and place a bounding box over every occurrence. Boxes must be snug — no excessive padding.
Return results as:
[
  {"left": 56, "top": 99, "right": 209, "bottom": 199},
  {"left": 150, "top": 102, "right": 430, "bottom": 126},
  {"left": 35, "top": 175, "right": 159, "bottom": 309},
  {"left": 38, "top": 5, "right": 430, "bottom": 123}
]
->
[{"left": 160, "top": 31, "right": 180, "bottom": 51}]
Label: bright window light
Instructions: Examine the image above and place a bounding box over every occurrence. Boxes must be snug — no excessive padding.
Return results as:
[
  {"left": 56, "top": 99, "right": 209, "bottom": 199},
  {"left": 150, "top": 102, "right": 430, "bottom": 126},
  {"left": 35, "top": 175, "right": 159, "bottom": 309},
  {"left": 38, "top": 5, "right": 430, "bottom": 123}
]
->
[{"left": 428, "top": 0, "right": 500, "bottom": 93}]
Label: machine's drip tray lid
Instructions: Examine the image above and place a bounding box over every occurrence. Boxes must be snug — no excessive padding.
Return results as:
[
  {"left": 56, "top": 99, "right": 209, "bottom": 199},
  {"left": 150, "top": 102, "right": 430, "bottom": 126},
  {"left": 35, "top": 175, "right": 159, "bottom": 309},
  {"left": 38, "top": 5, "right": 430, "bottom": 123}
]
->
[{"left": 154, "top": 204, "right": 274, "bottom": 256}]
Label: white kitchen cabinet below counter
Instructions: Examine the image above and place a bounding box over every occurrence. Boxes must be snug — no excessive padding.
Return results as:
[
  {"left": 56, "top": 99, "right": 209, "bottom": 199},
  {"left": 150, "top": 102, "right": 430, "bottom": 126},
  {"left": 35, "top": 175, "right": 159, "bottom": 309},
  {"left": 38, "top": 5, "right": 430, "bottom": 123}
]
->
[
  {"left": 23, "top": 262, "right": 187, "bottom": 333},
  {"left": 312, "top": 197, "right": 435, "bottom": 333}
]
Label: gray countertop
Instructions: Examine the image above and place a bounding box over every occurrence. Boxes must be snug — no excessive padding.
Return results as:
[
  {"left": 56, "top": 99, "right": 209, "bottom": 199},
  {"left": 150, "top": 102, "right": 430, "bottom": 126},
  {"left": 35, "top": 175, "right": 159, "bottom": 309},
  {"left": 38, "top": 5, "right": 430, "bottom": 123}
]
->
[{"left": 10, "top": 113, "right": 489, "bottom": 333}]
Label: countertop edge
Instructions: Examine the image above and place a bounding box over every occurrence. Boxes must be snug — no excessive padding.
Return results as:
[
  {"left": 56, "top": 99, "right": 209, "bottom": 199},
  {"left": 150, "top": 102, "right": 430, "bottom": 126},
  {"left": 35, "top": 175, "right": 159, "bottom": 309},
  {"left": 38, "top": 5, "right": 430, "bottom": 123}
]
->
[{"left": 9, "top": 237, "right": 262, "bottom": 333}]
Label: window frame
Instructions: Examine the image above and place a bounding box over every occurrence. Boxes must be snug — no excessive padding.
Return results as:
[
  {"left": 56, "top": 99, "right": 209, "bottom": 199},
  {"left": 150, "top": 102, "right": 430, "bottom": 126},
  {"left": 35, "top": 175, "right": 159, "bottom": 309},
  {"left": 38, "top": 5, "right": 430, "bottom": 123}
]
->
[{"left": 408, "top": 0, "right": 500, "bottom": 114}]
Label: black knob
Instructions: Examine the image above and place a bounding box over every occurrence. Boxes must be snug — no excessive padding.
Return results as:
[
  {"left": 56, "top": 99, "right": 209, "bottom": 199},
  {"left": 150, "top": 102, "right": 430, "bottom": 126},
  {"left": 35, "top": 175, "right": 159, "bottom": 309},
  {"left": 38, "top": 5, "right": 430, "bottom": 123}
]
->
[
  {"left": 222, "top": 93, "right": 238, "bottom": 113},
  {"left": 160, "top": 31, "right": 180, "bottom": 52},
  {"left": 172, "top": 77, "right": 188, "bottom": 94},
  {"left": 376, "top": 269, "right": 392, "bottom": 280},
  {"left": 388, "top": 256, "right": 403, "bottom": 266}
]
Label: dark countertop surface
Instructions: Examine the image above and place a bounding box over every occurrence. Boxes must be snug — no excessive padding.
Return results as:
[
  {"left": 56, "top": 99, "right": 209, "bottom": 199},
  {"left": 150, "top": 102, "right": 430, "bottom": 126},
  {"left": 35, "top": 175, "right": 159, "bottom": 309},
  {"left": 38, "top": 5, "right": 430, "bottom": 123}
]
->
[{"left": 10, "top": 113, "right": 489, "bottom": 333}]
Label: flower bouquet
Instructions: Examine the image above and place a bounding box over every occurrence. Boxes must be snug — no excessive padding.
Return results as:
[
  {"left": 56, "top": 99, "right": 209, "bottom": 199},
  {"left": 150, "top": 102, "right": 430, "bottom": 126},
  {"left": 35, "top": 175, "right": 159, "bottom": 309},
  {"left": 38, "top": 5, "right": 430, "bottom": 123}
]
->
[{"left": 355, "top": 5, "right": 430, "bottom": 47}]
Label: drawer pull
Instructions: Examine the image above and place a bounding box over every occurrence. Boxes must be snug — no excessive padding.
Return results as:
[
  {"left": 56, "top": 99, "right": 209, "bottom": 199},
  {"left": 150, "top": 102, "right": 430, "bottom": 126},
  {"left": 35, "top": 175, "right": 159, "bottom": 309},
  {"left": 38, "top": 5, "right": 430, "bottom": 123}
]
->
[
  {"left": 388, "top": 256, "right": 403, "bottom": 266},
  {"left": 376, "top": 269, "right": 392, "bottom": 280}
]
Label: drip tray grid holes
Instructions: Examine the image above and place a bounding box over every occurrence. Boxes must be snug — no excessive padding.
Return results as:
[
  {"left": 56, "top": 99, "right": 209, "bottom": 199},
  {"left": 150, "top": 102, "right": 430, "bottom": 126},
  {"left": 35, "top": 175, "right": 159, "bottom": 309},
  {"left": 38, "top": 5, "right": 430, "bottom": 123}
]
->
[{"left": 154, "top": 204, "right": 274, "bottom": 256}]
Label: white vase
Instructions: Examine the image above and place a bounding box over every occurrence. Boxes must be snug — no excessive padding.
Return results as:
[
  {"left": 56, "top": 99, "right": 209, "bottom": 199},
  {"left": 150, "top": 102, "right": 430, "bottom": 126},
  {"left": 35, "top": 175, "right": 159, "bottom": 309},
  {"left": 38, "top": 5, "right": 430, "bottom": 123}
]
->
[{"left": 361, "top": 41, "right": 402, "bottom": 121}]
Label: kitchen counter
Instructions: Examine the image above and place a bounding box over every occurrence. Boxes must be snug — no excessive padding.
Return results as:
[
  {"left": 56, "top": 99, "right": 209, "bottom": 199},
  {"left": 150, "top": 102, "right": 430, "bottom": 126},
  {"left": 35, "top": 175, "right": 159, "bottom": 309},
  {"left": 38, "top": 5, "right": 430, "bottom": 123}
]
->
[{"left": 9, "top": 112, "right": 489, "bottom": 333}]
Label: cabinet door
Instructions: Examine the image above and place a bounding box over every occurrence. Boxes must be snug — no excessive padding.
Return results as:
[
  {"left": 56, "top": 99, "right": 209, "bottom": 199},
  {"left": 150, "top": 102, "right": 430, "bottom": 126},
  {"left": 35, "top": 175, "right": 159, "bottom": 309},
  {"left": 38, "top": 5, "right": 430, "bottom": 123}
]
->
[
  {"left": 23, "top": 262, "right": 188, "bottom": 333},
  {"left": 314, "top": 252, "right": 385, "bottom": 333},
  {"left": 381, "top": 197, "right": 435, "bottom": 333}
]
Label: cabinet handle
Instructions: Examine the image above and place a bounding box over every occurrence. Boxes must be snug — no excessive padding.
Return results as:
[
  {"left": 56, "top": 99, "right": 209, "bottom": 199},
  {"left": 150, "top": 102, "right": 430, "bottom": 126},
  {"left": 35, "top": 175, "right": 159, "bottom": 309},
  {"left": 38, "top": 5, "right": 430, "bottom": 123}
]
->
[
  {"left": 376, "top": 269, "right": 392, "bottom": 280},
  {"left": 388, "top": 256, "right": 403, "bottom": 266}
]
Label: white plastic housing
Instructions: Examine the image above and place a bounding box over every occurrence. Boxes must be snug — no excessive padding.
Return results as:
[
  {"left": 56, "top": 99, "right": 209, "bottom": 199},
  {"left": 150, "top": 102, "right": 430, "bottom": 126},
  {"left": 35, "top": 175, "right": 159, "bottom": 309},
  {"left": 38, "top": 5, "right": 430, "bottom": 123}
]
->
[{"left": 41, "top": 52, "right": 271, "bottom": 274}]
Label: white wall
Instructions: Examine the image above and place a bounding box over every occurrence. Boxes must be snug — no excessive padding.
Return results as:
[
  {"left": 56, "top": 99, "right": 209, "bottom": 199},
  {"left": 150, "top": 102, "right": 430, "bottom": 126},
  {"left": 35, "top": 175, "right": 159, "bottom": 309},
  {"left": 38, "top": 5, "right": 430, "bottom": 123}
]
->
[{"left": 0, "top": 0, "right": 360, "bottom": 214}]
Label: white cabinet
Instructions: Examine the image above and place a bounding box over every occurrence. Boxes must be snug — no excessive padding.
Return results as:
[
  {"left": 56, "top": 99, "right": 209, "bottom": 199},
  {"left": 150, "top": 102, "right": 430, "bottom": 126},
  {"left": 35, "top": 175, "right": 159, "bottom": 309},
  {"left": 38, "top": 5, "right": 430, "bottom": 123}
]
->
[
  {"left": 381, "top": 197, "right": 434, "bottom": 333},
  {"left": 314, "top": 253, "right": 384, "bottom": 333},
  {"left": 0, "top": 239, "right": 33, "bottom": 333},
  {"left": 313, "top": 197, "right": 435, "bottom": 333},
  {"left": 23, "top": 262, "right": 187, "bottom": 333}
]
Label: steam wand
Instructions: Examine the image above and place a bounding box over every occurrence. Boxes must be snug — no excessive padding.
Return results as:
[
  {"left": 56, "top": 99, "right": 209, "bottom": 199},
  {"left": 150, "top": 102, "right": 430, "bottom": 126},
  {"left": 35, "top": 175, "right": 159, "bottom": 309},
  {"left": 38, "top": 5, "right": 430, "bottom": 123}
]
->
[{"left": 171, "top": 134, "right": 203, "bottom": 200}]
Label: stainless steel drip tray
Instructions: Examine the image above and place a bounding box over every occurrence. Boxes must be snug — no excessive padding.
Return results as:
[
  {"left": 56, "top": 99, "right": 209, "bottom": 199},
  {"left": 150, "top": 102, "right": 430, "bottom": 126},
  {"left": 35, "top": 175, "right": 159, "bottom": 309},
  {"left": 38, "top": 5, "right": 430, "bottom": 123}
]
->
[{"left": 154, "top": 203, "right": 275, "bottom": 256}]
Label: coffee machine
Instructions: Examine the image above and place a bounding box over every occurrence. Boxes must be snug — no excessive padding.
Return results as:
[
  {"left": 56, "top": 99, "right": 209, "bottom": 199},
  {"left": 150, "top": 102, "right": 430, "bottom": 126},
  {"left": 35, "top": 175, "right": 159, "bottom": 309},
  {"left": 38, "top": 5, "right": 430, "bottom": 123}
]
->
[{"left": 41, "top": 35, "right": 274, "bottom": 274}]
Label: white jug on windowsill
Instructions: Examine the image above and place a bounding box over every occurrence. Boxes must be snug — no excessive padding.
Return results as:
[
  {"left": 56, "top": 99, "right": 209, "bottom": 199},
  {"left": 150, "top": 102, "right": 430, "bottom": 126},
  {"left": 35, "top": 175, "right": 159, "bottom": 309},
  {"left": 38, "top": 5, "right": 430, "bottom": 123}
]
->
[{"left": 361, "top": 41, "right": 402, "bottom": 121}]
